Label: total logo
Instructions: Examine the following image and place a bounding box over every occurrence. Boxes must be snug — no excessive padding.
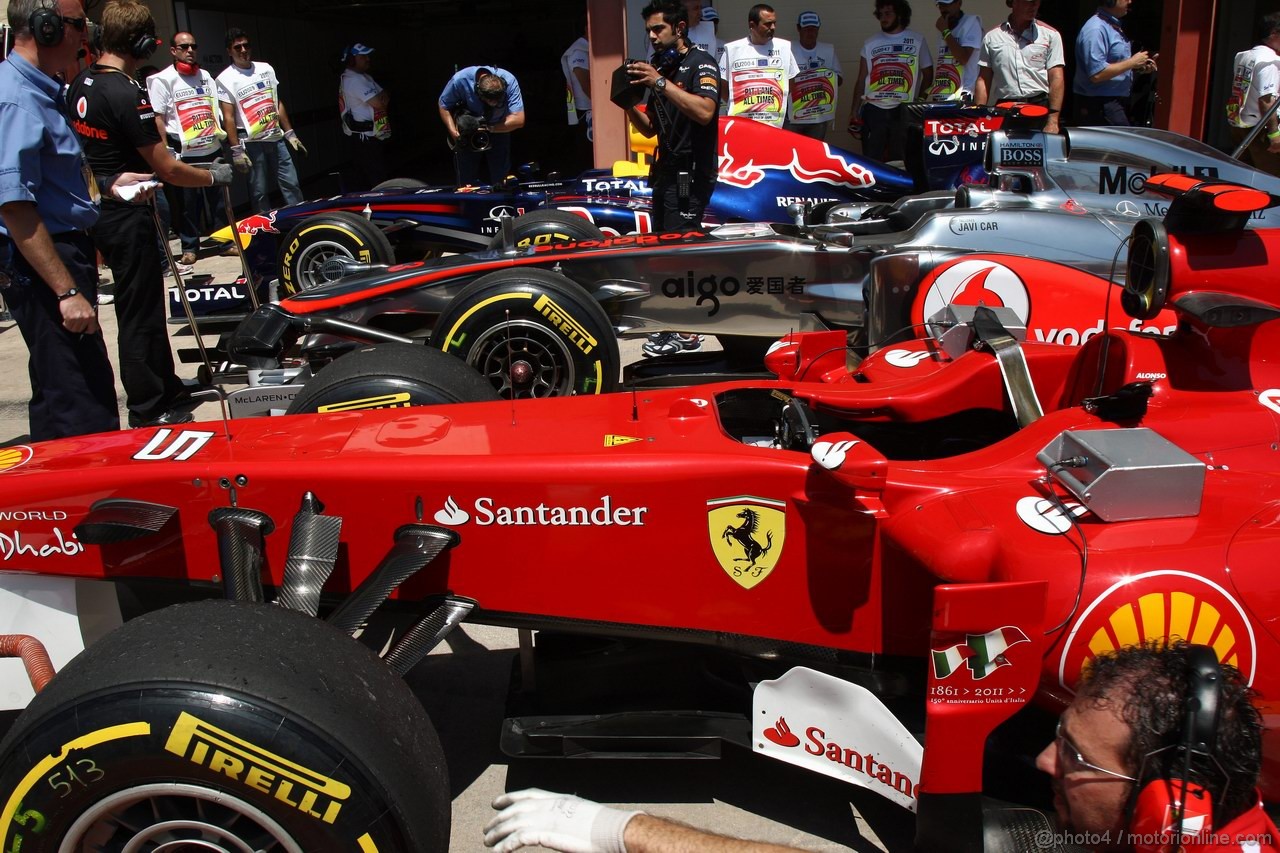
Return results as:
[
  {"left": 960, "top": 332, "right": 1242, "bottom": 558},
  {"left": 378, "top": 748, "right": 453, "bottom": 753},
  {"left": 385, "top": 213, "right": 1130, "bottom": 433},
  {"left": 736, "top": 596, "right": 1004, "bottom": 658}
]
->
[
  {"left": 919, "top": 259, "right": 1030, "bottom": 326},
  {"left": 433, "top": 495, "right": 648, "bottom": 527}
]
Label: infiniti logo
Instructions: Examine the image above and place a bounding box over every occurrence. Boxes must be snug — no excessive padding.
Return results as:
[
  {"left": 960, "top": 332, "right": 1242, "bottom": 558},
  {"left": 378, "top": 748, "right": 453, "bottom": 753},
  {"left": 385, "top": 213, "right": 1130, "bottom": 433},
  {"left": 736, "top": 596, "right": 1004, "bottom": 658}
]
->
[{"left": 929, "top": 137, "right": 960, "bottom": 156}]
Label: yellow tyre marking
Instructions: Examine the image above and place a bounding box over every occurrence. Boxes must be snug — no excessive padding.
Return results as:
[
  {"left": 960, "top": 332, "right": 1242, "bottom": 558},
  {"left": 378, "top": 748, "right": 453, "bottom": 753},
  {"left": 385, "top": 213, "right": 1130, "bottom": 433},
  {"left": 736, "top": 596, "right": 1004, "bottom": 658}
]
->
[
  {"left": 357, "top": 833, "right": 380, "bottom": 852},
  {"left": 297, "top": 224, "right": 366, "bottom": 247},
  {"left": 1, "top": 722, "right": 151, "bottom": 843},
  {"left": 317, "top": 393, "right": 412, "bottom": 413},
  {"left": 438, "top": 292, "right": 533, "bottom": 351}
]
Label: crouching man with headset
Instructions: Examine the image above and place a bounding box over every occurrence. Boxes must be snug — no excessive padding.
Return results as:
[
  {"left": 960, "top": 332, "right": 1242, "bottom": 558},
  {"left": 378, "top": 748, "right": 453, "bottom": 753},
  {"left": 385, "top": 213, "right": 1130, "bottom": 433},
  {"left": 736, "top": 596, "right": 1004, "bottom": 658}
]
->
[{"left": 482, "top": 642, "right": 1278, "bottom": 853}]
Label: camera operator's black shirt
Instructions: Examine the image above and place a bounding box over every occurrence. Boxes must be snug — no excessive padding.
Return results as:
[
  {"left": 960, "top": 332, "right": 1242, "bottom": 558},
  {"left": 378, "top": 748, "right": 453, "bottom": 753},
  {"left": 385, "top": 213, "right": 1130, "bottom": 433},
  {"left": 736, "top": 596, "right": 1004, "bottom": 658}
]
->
[
  {"left": 67, "top": 65, "right": 162, "bottom": 180},
  {"left": 647, "top": 46, "right": 720, "bottom": 177}
]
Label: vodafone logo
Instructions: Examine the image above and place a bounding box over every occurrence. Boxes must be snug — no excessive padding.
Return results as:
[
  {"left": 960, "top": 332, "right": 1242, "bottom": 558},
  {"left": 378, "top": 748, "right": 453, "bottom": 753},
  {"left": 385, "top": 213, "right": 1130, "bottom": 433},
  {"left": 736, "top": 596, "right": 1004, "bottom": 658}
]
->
[
  {"left": 919, "top": 259, "right": 1031, "bottom": 326},
  {"left": 883, "top": 349, "right": 933, "bottom": 369},
  {"left": 1260, "top": 388, "right": 1280, "bottom": 415},
  {"left": 1016, "top": 496, "right": 1088, "bottom": 534},
  {"left": 76, "top": 97, "right": 87, "bottom": 118}
]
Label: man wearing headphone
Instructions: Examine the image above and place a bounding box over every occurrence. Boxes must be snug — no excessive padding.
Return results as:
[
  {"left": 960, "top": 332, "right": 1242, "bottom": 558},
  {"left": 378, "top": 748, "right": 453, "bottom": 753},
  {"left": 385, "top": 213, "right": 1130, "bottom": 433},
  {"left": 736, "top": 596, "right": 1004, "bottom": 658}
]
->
[
  {"left": 1073, "top": 0, "right": 1156, "bottom": 127},
  {"left": 0, "top": 0, "right": 121, "bottom": 440},
  {"left": 67, "top": 0, "right": 233, "bottom": 428},
  {"left": 481, "top": 642, "right": 1278, "bottom": 852}
]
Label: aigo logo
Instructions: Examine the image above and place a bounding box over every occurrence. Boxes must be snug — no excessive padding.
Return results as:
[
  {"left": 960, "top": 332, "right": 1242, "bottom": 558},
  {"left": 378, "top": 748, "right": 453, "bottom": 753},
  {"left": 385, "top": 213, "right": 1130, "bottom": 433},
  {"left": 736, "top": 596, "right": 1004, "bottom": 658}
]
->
[
  {"left": 918, "top": 259, "right": 1031, "bottom": 326},
  {"left": 1057, "top": 570, "right": 1257, "bottom": 692}
]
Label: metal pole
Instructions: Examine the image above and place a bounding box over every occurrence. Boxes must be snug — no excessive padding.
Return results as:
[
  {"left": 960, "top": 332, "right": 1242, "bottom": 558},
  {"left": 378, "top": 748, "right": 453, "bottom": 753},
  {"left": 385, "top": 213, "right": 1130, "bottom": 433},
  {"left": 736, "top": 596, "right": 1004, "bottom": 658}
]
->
[
  {"left": 149, "top": 198, "right": 214, "bottom": 380},
  {"left": 220, "top": 184, "right": 261, "bottom": 311},
  {"left": 1231, "top": 96, "right": 1280, "bottom": 160}
]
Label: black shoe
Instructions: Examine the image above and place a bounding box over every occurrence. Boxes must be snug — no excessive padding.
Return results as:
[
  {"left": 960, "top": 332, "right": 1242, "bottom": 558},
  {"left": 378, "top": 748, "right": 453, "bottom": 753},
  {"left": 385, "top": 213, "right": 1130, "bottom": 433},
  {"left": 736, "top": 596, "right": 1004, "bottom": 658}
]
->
[{"left": 128, "top": 409, "right": 195, "bottom": 429}]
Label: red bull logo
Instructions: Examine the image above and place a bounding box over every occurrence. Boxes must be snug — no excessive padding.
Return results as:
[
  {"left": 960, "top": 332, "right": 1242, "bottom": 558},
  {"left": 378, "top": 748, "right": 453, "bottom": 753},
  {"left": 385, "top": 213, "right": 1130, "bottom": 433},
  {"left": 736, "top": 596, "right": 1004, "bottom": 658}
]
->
[
  {"left": 236, "top": 213, "right": 278, "bottom": 235},
  {"left": 717, "top": 118, "right": 875, "bottom": 189}
]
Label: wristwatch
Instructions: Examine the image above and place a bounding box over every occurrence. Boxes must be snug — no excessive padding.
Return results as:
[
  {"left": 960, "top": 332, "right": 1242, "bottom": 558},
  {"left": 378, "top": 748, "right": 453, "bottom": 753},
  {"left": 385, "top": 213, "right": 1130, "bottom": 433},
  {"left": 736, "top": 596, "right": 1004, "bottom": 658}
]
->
[
  {"left": 57, "top": 288, "right": 80, "bottom": 302},
  {"left": 654, "top": 77, "right": 668, "bottom": 93}
]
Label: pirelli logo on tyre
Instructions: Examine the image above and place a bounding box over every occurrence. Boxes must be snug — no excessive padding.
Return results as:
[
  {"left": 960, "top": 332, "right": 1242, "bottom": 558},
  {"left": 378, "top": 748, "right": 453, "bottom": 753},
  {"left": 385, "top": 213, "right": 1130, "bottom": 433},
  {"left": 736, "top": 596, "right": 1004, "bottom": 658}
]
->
[
  {"left": 164, "top": 711, "right": 352, "bottom": 824},
  {"left": 534, "top": 293, "right": 597, "bottom": 355}
]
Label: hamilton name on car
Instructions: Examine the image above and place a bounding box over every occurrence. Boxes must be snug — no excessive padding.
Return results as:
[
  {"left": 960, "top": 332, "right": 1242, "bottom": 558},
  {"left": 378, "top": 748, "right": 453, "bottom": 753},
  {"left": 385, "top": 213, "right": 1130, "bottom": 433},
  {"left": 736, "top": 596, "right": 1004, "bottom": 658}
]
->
[{"left": 435, "top": 495, "right": 648, "bottom": 526}]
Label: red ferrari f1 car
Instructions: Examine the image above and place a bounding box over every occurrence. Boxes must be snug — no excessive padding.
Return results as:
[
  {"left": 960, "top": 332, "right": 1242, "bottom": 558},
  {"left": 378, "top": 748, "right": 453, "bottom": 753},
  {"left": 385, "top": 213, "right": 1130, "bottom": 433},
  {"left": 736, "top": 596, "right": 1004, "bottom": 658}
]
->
[{"left": 0, "top": 176, "right": 1276, "bottom": 851}]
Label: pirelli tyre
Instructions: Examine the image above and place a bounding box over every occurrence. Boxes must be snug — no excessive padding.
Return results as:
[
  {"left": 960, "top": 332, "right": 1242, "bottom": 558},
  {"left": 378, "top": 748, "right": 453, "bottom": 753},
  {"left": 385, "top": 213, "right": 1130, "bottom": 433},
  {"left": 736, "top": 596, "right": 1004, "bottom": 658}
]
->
[
  {"left": 487, "top": 209, "right": 605, "bottom": 251},
  {"left": 0, "top": 600, "right": 449, "bottom": 852},
  {"left": 286, "top": 342, "right": 500, "bottom": 415},
  {"left": 434, "top": 268, "right": 620, "bottom": 397},
  {"left": 278, "top": 211, "right": 394, "bottom": 295}
]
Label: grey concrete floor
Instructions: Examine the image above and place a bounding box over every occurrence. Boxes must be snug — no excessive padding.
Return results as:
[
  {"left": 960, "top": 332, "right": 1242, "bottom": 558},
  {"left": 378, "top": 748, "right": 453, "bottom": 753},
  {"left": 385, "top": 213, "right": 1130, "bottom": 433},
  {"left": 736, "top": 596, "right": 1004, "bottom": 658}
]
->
[{"left": 0, "top": 245, "right": 910, "bottom": 852}]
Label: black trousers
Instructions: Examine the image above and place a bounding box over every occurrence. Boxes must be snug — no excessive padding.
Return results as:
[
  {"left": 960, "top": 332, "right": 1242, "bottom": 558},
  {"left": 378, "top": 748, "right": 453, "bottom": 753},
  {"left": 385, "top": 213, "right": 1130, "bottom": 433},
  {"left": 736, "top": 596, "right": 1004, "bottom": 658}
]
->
[
  {"left": 1076, "top": 94, "right": 1131, "bottom": 127},
  {"left": 348, "top": 134, "right": 390, "bottom": 190},
  {"left": 92, "top": 200, "right": 185, "bottom": 423},
  {"left": 649, "top": 170, "right": 715, "bottom": 232},
  {"left": 1, "top": 231, "right": 118, "bottom": 441},
  {"left": 862, "top": 104, "right": 907, "bottom": 163}
]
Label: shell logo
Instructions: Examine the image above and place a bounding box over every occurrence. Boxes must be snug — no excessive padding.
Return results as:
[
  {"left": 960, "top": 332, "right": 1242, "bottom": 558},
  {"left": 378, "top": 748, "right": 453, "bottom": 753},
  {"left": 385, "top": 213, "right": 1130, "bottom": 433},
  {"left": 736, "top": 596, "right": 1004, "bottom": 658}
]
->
[
  {"left": 918, "top": 259, "right": 1031, "bottom": 326},
  {"left": 1058, "top": 571, "right": 1256, "bottom": 691},
  {"left": 0, "top": 445, "right": 33, "bottom": 474}
]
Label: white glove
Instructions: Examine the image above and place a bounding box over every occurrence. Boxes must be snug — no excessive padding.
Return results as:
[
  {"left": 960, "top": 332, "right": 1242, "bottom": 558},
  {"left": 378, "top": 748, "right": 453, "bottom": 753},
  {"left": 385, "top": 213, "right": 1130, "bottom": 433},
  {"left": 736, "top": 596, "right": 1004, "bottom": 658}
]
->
[
  {"left": 483, "top": 789, "right": 640, "bottom": 853},
  {"left": 230, "top": 143, "right": 252, "bottom": 173},
  {"left": 285, "top": 129, "right": 308, "bottom": 155}
]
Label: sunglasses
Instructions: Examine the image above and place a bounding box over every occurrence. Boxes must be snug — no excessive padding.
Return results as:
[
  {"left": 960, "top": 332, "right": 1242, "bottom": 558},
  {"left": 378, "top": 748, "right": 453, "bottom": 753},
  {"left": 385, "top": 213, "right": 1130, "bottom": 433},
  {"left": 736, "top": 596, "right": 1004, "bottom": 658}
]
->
[
  {"left": 61, "top": 15, "right": 87, "bottom": 31},
  {"left": 173, "top": 42, "right": 198, "bottom": 50},
  {"left": 231, "top": 42, "right": 251, "bottom": 52},
  {"left": 1054, "top": 721, "right": 1138, "bottom": 782}
]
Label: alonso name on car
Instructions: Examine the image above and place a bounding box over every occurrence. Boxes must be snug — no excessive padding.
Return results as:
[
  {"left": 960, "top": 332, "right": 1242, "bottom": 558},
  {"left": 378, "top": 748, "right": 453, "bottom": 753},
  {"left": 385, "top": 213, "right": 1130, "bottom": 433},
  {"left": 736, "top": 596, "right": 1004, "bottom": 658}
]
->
[
  {"left": 432, "top": 495, "right": 648, "bottom": 527},
  {"left": 1259, "top": 388, "right": 1280, "bottom": 415},
  {"left": 1098, "top": 164, "right": 1220, "bottom": 195},
  {"left": 132, "top": 429, "right": 217, "bottom": 462},
  {"left": 1134, "top": 372, "right": 1167, "bottom": 381},
  {"left": 165, "top": 711, "right": 349, "bottom": 824},
  {"left": 1015, "top": 496, "right": 1089, "bottom": 535},
  {"left": 0, "top": 527, "right": 84, "bottom": 561}
]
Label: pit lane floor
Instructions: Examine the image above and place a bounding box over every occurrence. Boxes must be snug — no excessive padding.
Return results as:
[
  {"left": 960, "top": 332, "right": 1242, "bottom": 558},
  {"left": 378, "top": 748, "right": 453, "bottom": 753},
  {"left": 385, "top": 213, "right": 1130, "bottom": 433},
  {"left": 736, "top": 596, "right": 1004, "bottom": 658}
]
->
[{"left": 0, "top": 248, "right": 910, "bottom": 852}]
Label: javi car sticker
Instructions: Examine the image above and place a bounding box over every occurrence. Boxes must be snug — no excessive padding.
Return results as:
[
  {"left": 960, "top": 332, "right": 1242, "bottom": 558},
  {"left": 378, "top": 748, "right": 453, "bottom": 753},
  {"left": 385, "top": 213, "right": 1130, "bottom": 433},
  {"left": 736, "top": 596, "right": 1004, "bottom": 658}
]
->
[
  {"left": 0, "top": 446, "right": 33, "bottom": 474},
  {"left": 753, "top": 667, "right": 922, "bottom": 811},
  {"left": 707, "top": 495, "right": 786, "bottom": 589},
  {"left": 1057, "top": 570, "right": 1257, "bottom": 691},
  {"left": 920, "top": 259, "right": 1031, "bottom": 325}
]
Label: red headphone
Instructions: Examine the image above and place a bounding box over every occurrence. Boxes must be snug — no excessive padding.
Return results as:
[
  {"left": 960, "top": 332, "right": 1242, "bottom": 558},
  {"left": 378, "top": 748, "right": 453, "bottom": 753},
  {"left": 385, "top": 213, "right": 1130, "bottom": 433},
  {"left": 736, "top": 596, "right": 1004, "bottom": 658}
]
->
[{"left": 1129, "top": 645, "right": 1224, "bottom": 853}]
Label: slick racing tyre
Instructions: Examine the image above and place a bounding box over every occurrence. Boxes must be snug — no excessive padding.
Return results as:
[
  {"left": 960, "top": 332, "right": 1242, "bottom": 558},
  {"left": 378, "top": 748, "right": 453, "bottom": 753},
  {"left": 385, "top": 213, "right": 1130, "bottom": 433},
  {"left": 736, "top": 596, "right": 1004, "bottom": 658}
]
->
[
  {"left": 487, "top": 209, "right": 605, "bottom": 251},
  {"left": 434, "top": 268, "right": 620, "bottom": 397},
  {"left": 0, "top": 601, "right": 449, "bottom": 853},
  {"left": 372, "top": 177, "right": 429, "bottom": 191},
  {"left": 286, "top": 342, "right": 500, "bottom": 415},
  {"left": 278, "top": 210, "right": 394, "bottom": 295}
]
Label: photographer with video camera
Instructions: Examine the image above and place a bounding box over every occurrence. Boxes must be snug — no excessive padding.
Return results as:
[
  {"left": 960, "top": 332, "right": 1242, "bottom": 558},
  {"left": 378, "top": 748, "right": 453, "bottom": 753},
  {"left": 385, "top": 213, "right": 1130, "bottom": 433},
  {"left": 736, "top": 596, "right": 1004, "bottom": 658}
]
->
[{"left": 438, "top": 66, "right": 525, "bottom": 186}]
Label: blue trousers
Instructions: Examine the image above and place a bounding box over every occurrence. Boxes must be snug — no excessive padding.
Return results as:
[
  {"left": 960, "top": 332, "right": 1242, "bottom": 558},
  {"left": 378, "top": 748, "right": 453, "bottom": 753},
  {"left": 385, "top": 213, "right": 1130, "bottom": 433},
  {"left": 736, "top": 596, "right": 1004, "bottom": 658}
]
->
[{"left": 247, "top": 138, "right": 303, "bottom": 212}]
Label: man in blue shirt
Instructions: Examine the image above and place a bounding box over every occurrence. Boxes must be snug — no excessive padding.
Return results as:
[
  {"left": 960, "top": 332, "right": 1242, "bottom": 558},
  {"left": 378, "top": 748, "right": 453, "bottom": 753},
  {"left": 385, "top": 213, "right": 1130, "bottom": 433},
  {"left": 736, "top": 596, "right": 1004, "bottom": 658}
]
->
[
  {"left": 1072, "top": 0, "right": 1156, "bottom": 126},
  {"left": 437, "top": 66, "right": 526, "bottom": 186},
  {"left": 0, "top": 0, "right": 120, "bottom": 440}
]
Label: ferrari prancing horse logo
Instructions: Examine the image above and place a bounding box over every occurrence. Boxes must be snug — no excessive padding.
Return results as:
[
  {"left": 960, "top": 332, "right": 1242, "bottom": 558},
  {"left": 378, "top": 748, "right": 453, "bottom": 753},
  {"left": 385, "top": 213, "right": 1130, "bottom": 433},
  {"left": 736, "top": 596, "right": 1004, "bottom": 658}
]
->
[{"left": 707, "top": 496, "right": 787, "bottom": 589}]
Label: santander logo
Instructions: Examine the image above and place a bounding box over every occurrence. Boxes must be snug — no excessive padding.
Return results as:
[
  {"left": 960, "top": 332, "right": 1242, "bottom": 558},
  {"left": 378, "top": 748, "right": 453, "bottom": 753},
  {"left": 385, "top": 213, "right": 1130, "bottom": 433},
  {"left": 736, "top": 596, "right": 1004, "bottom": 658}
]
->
[{"left": 763, "top": 717, "right": 800, "bottom": 747}]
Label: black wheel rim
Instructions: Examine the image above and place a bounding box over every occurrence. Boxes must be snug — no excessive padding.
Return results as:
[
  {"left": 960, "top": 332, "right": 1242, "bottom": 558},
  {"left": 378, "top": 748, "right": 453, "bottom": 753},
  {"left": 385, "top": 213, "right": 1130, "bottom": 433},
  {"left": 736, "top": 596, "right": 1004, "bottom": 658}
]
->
[{"left": 466, "top": 319, "right": 575, "bottom": 398}]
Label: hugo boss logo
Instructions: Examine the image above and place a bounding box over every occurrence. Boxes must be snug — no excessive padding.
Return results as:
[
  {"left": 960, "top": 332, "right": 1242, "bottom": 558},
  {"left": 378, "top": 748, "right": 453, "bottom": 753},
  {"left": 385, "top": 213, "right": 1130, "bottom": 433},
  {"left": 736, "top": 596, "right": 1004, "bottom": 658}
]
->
[{"left": 661, "top": 271, "right": 740, "bottom": 316}]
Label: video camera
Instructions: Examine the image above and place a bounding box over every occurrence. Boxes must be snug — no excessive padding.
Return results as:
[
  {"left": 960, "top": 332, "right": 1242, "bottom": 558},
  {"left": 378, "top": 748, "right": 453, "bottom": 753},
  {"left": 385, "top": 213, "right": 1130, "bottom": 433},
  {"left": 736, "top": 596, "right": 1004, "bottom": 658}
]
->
[{"left": 450, "top": 111, "right": 492, "bottom": 153}]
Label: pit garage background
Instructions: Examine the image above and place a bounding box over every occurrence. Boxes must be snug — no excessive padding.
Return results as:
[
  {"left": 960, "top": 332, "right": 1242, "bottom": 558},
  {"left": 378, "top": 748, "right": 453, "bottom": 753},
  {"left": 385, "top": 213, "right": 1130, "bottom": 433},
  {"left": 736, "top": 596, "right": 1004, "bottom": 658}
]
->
[{"left": 0, "top": 0, "right": 1261, "bottom": 203}]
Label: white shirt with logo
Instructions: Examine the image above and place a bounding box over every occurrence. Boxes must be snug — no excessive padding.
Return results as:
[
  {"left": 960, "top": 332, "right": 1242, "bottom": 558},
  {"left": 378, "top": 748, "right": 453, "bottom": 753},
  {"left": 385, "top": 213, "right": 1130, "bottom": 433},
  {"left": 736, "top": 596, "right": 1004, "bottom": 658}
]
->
[
  {"left": 1228, "top": 44, "right": 1280, "bottom": 128},
  {"left": 928, "top": 13, "right": 983, "bottom": 100},
  {"left": 215, "top": 61, "right": 284, "bottom": 143},
  {"left": 339, "top": 68, "right": 389, "bottom": 139},
  {"left": 976, "top": 19, "right": 1065, "bottom": 103},
  {"left": 147, "top": 64, "right": 223, "bottom": 158},
  {"left": 790, "top": 41, "right": 842, "bottom": 124},
  {"left": 561, "top": 36, "right": 591, "bottom": 124},
  {"left": 720, "top": 36, "right": 800, "bottom": 128},
  {"left": 860, "top": 29, "right": 933, "bottom": 109}
]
